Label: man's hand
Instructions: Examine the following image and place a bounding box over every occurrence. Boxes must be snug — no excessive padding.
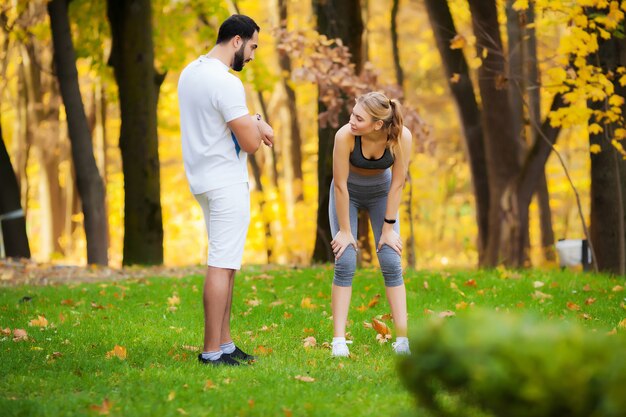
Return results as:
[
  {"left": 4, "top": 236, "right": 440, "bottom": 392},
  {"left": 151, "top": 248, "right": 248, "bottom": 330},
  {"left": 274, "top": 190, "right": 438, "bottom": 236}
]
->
[{"left": 257, "top": 118, "right": 274, "bottom": 147}]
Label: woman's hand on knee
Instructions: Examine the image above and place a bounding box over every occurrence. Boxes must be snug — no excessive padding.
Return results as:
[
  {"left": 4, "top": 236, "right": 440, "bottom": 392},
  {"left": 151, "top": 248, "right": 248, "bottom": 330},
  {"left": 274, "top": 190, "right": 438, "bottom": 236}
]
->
[
  {"left": 377, "top": 229, "right": 403, "bottom": 255},
  {"left": 331, "top": 231, "right": 357, "bottom": 260}
]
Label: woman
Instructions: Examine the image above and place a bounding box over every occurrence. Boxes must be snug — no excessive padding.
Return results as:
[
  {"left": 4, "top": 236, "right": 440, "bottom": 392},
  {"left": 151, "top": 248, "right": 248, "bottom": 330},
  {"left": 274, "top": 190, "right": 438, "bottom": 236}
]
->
[{"left": 329, "top": 91, "right": 412, "bottom": 357}]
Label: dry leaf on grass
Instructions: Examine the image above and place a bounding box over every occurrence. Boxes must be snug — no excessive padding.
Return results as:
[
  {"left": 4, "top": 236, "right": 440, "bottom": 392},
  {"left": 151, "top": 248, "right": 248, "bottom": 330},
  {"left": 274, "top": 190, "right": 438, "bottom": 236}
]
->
[
  {"left": 303, "top": 336, "right": 316, "bottom": 348},
  {"left": 29, "top": 315, "right": 48, "bottom": 328},
  {"left": 294, "top": 375, "right": 315, "bottom": 382},
  {"left": 89, "top": 398, "right": 112, "bottom": 415},
  {"left": 371, "top": 318, "right": 391, "bottom": 336},
  {"left": 105, "top": 345, "right": 127, "bottom": 360},
  {"left": 300, "top": 297, "right": 317, "bottom": 309},
  {"left": 13, "top": 329, "right": 28, "bottom": 341}
]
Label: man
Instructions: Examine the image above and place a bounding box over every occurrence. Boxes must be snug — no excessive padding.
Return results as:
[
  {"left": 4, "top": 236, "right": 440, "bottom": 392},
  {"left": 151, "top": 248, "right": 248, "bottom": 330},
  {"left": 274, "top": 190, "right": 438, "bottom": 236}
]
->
[{"left": 178, "top": 14, "right": 274, "bottom": 366}]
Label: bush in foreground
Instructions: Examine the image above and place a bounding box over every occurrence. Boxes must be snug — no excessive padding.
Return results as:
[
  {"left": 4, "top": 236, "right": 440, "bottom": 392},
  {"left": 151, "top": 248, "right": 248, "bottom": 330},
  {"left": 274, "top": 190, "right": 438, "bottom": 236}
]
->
[{"left": 399, "top": 311, "right": 626, "bottom": 417}]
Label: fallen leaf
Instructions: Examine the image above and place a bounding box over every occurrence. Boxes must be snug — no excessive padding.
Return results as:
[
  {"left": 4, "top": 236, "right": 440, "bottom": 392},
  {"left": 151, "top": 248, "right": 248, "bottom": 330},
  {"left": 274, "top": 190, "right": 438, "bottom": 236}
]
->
[
  {"left": 367, "top": 294, "right": 380, "bottom": 308},
  {"left": 363, "top": 321, "right": 372, "bottom": 329},
  {"left": 376, "top": 333, "right": 392, "bottom": 344},
  {"left": 423, "top": 281, "right": 429, "bottom": 289},
  {"left": 455, "top": 301, "right": 468, "bottom": 310},
  {"left": 283, "top": 408, "right": 293, "bottom": 417},
  {"left": 303, "top": 336, "right": 316, "bottom": 348},
  {"left": 356, "top": 304, "right": 367, "bottom": 312},
  {"left": 464, "top": 279, "right": 477, "bottom": 287},
  {"left": 1, "top": 327, "right": 11, "bottom": 336},
  {"left": 60, "top": 299, "right": 75, "bottom": 306},
  {"left": 177, "top": 408, "right": 188, "bottom": 415},
  {"left": 283, "top": 312, "right": 292, "bottom": 319},
  {"left": 29, "top": 315, "right": 48, "bottom": 328},
  {"left": 13, "top": 328, "right": 28, "bottom": 341},
  {"left": 204, "top": 380, "right": 216, "bottom": 390},
  {"left": 303, "top": 327, "right": 314, "bottom": 334},
  {"left": 168, "top": 294, "right": 181, "bottom": 307},
  {"left": 618, "top": 318, "right": 626, "bottom": 330},
  {"left": 105, "top": 345, "right": 127, "bottom": 360},
  {"left": 566, "top": 302, "right": 581, "bottom": 311},
  {"left": 245, "top": 298, "right": 261, "bottom": 307},
  {"left": 59, "top": 312, "right": 66, "bottom": 323},
  {"left": 438, "top": 310, "right": 456, "bottom": 318},
  {"left": 181, "top": 345, "right": 200, "bottom": 352},
  {"left": 254, "top": 345, "right": 272, "bottom": 355},
  {"left": 533, "top": 281, "right": 545, "bottom": 288},
  {"left": 294, "top": 375, "right": 315, "bottom": 382},
  {"left": 585, "top": 297, "right": 596, "bottom": 305},
  {"left": 379, "top": 313, "right": 393, "bottom": 321},
  {"left": 612, "top": 285, "right": 624, "bottom": 292},
  {"left": 89, "top": 398, "right": 112, "bottom": 415},
  {"left": 371, "top": 318, "right": 391, "bottom": 336},
  {"left": 583, "top": 284, "right": 592, "bottom": 292},
  {"left": 532, "top": 290, "right": 553, "bottom": 300},
  {"left": 300, "top": 297, "right": 316, "bottom": 309},
  {"left": 423, "top": 309, "right": 434, "bottom": 315},
  {"left": 168, "top": 391, "right": 176, "bottom": 401},
  {"left": 248, "top": 399, "right": 255, "bottom": 408}
]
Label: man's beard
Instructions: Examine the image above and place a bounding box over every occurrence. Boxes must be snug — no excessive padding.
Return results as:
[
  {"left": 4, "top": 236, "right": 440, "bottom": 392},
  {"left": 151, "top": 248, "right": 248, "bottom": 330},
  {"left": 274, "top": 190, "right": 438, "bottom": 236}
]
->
[{"left": 232, "top": 43, "right": 246, "bottom": 72}]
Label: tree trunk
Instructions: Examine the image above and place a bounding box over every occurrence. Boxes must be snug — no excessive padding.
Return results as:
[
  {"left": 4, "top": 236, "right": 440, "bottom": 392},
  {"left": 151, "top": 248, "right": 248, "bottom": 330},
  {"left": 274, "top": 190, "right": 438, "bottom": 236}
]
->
[
  {"left": 107, "top": 0, "right": 163, "bottom": 265},
  {"left": 0, "top": 119, "right": 31, "bottom": 258},
  {"left": 48, "top": 0, "right": 108, "bottom": 265},
  {"left": 525, "top": 2, "right": 555, "bottom": 262},
  {"left": 312, "top": 0, "right": 364, "bottom": 262},
  {"left": 467, "top": 0, "right": 522, "bottom": 267},
  {"left": 277, "top": 0, "right": 304, "bottom": 208},
  {"left": 424, "top": 0, "right": 490, "bottom": 264},
  {"left": 589, "top": 36, "right": 626, "bottom": 274},
  {"left": 506, "top": 0, "right": 525, "bottom": 148},
  {"left": 391, "top": 0, "right": 404, "bottom": 89}
]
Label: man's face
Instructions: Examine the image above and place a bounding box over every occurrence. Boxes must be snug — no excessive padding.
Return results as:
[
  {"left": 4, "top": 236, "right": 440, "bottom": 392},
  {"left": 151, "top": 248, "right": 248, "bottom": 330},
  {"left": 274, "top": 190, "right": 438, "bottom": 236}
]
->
[{"left": 232, "top": 31, "right": 259, "bottom": 72}]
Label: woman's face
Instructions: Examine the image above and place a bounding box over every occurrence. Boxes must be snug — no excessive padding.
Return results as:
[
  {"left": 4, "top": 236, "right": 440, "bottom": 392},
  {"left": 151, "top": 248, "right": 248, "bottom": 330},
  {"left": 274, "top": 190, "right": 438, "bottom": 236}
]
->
[{"left": 349, "top": 102, "right": 381, "bottom": 135}]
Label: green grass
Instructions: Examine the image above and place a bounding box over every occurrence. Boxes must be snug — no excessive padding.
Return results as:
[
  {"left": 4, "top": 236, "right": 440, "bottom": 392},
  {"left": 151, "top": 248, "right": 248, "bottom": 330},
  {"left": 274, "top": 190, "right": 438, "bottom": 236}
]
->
[{"left": 1, "top": 266, "right": 625, "bottom": 417}]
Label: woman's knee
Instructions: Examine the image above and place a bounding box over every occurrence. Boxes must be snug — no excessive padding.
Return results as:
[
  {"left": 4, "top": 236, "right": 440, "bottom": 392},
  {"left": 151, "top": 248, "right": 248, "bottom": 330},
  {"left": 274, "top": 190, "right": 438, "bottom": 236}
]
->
[
  {"left": 378, "top": 246, "right": 403, "bottom": 286},
  {"left": 333, "top": 247, "right": 357, "bottom": 286}
]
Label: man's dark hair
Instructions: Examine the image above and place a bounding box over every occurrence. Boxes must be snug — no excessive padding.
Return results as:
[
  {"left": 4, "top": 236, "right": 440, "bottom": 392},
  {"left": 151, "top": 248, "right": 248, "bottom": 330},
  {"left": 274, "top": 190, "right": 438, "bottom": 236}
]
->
[{"left": 216, "top": 14, "right": 260, "bottom": 44}]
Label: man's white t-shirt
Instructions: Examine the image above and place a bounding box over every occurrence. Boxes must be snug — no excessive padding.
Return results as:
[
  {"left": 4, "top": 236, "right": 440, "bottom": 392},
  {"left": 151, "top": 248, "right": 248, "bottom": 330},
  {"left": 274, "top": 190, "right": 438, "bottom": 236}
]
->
[{"left": 178, "top": 56, "right": 250, "bottom": 195}]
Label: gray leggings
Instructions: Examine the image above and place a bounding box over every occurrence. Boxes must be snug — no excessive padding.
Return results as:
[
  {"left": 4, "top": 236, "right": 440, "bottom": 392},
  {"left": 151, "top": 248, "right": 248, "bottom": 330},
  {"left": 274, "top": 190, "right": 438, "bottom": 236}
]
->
[{"left": 329, "top": 169, "right": 403, "bottom": 287}]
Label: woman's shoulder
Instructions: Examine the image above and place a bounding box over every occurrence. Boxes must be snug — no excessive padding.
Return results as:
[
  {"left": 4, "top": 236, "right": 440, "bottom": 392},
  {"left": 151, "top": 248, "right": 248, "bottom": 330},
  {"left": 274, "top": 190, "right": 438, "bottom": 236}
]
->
[
  {"left": 334, "top": 124, "right": 355, "bottom": 143},
  {"left": 401, "top": 125, "right": 412, "bottom": 141}
]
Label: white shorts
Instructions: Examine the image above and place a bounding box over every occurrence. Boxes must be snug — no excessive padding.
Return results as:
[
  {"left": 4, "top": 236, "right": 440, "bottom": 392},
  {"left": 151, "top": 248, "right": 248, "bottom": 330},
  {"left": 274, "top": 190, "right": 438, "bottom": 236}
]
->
[{"left": 194, "top": 183, "right": 250, "bottom": 270}]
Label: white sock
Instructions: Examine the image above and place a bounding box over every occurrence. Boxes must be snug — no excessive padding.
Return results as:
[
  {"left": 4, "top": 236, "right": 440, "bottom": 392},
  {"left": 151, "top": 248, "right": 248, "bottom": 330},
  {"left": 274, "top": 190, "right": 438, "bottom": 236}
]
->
[
  {"left": 220, "top": 341, "right": 236, "bottom": 354},
  {"left": 201, "top": 350, "right": 222, "bottom": 361},
  {"left": 332, "top": 337, "right": 346, "bottom": 344},
  {"left": 396, "top": 336, "right": 409, "bottom": 344}
]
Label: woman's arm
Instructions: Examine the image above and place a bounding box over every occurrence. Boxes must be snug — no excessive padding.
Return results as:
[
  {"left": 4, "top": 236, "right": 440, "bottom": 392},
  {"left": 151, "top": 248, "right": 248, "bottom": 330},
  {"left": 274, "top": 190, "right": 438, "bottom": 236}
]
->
[
  {"left": 331, "top": 125, "right": 357, "bottom": 259},
  {"left": 378, "top": 127, "right": 413, "bottom": 254}
]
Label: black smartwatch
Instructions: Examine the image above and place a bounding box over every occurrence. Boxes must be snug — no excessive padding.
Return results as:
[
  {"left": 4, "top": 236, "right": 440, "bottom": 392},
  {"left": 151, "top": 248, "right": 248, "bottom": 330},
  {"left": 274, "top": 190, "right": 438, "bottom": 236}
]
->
[
  {"left": 255, "top": 113, "right": 262, "bottom": 121},
  {"left": 384, "top": 218, "right": 396, "bottom": 224}
]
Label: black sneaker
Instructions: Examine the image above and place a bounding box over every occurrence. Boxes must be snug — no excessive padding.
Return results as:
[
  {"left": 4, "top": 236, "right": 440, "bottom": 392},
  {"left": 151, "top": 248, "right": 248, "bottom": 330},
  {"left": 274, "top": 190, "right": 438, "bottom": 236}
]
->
[
  {"left": 197, "top": 353, "right": 240, "bottom": 366},
  {"left": 224, "top": 346, "right": 256, "bottom": 362}
]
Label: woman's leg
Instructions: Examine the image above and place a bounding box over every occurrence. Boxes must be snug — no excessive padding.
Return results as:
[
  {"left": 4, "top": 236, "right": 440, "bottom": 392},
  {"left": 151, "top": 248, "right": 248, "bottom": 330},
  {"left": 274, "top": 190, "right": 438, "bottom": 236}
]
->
[
  {"left": 369, "top": 193, "right": 408, "bottom": 338},
  {"left": 329, "top": 180, "right": 359, "bottom": 348}
]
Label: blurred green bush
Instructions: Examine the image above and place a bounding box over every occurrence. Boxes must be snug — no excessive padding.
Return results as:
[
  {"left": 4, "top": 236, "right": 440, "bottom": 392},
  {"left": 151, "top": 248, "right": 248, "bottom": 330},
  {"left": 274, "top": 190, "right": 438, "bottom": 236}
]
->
[{"left": 398, "top": 311, "right": 626, "bottom": 417}]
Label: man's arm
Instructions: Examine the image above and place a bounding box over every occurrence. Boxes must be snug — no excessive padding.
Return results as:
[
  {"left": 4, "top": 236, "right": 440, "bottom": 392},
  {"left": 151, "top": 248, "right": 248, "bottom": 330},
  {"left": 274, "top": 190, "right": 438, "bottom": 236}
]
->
[{"left": 228, "top": 113, "right": 274, "bottom": 154}]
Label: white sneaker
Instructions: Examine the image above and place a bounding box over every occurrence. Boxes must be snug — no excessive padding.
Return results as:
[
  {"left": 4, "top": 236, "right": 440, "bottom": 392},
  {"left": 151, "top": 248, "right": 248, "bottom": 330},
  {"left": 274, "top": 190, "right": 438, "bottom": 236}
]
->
[
  {"left": 331, "top": 340, "right": 352, "bottom": 357},
  {"left": 392, "top": 339, "right": 411, "bottom": 355}
]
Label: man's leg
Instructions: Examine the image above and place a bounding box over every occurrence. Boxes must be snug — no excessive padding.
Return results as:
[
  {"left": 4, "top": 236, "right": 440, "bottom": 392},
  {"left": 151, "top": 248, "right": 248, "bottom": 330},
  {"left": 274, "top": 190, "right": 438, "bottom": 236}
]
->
[
  {"left": 220, "top": 269, "right": 235, "bottom": 344},
  {"left": 203, "top": 266, "right": 233, "bottom": 353}
]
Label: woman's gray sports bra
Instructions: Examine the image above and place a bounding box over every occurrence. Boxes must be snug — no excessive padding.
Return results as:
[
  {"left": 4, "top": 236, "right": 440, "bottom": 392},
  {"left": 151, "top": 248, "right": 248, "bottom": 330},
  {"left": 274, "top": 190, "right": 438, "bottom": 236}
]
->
[{"left": 349, "top": 136, "right": 394, "bottom": 170}]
